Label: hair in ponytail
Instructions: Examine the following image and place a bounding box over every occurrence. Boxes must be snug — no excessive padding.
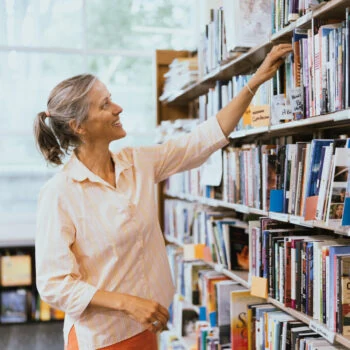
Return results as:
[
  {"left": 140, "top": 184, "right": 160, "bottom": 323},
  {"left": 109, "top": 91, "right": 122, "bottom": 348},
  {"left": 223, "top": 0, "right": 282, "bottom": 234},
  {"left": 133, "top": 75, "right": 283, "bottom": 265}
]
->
[{"left": 33, "top": 74, "right": 97, "bottom": 166}]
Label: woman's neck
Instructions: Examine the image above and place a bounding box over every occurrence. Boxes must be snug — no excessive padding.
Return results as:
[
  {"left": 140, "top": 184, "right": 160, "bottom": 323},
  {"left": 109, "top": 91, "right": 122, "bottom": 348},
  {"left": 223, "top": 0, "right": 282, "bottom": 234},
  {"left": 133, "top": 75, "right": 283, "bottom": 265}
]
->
[{"left": 75, "top": 144, "right": 115, "bottom": 187}]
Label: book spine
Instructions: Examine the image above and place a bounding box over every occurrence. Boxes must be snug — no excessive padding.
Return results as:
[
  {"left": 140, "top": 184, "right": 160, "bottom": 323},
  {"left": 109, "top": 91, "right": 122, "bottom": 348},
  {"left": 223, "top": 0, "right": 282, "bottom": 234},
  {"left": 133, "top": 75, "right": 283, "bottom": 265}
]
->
[
  {"left": 291, "top": 241, "right": 297, "bottom": 309},
  {"left": 284, "top": 241, "right": 292, "bottom": 307},
  {"left": 307, "top": 243, "right": 314, "bottom": 317},
  {"left": 301, "top": 242, "right": 307, "bottom": 314}
]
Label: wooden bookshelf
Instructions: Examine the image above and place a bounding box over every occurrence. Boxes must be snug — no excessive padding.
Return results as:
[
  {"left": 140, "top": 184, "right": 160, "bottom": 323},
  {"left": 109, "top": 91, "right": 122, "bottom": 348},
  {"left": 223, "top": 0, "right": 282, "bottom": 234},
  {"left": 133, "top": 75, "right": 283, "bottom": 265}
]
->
[{"left": 155, "top": 50, "right": 190, "bottom": 231}]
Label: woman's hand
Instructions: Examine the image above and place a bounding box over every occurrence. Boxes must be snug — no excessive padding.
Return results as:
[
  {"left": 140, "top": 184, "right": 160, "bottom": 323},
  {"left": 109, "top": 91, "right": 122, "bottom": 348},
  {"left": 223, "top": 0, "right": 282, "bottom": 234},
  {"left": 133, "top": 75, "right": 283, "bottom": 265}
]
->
[
  {"left": 122, "top": 295, "right": 170, "bottom": 333},
  {"left": 250, "top": 44, "right": 293, "bottom": 89}
]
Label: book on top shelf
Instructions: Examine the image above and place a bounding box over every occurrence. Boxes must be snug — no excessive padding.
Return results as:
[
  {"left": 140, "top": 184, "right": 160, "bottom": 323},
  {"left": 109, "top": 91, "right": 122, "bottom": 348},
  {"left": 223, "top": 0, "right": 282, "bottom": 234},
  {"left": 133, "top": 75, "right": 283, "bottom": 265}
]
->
[{"left": 222, "top": 0, "right": 271, "bottom": 53}]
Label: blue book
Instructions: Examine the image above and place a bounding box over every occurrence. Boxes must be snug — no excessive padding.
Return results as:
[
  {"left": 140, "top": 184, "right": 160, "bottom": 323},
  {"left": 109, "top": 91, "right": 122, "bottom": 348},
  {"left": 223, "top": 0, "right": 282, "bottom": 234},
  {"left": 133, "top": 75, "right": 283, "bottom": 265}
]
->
[
  {"left": 215, "top": 220, "right": 237, "bottom": 267},
  {"left": 305, "top": 139, "right": 333, "bottom": 198}
]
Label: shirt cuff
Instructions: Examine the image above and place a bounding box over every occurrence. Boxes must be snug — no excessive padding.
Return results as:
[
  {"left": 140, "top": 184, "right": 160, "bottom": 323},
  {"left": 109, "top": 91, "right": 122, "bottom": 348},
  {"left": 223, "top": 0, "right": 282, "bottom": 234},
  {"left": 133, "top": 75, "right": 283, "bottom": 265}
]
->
[{"left": 68, "top": 283, "right": 98, "bottom": 321}]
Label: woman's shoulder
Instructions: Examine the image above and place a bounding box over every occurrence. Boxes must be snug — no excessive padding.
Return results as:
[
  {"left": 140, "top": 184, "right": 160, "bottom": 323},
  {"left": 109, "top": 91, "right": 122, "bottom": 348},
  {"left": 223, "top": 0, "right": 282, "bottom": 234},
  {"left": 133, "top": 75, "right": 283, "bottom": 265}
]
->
[{"left": 39, "top": 171, "right": 72, "bottom": 198}]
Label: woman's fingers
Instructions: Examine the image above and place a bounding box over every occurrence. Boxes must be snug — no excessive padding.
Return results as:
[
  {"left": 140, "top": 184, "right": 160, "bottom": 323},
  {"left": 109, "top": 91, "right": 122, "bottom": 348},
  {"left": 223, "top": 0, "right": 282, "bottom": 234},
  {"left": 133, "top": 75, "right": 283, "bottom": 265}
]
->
[{"left": 269, "top": 44, "right": 293, "bottom": 63}]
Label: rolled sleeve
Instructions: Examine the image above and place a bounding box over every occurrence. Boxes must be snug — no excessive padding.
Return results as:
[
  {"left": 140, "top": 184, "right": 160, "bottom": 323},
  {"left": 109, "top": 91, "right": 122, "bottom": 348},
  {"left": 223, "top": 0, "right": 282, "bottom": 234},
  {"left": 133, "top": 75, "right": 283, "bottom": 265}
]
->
[
  {"left": 147, "top": 116, "right": 229, "bottom": 183},
  {"left": 35, "top": 180, "right": 98, "bottom": 321}
]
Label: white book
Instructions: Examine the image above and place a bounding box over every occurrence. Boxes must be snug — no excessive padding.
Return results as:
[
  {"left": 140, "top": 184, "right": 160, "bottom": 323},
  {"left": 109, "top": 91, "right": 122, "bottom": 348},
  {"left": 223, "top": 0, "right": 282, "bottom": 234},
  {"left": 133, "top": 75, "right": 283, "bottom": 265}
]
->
[
  {"left": 248, "top": 221, "right": 260, "bottom": 283},
  {"left": 222, "top": 150, "right": 228, "bottom": 203},
  {"left": 222, "top": 0, "right": 271, "bottom": 52},
  {"left": 279, "top": 245, "right": 284, "bottom": 303},
  {"left": 287, "top": 144, "right": 297, "bottom": 214},
  {"left": 314, "top": 32, "right": 321, "bottom": 116},
  {"left": 221, "top": 84, "right": 229, "bottom": 108},
  {"left": 247, "top": 149, "right": 254, "bottom": 207},
  {"left": 300, "top": 143, "right": 311, "bottom": 217},
  {"left": 262, "top": 153, "right": 268, "bottom": 211}
]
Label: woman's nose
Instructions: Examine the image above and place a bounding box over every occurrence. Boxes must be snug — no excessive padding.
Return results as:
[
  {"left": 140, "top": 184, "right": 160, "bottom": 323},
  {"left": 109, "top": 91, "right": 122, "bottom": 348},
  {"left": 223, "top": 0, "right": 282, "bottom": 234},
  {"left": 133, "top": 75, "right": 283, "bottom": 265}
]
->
[{"left": 112, "top": 103, "right": 123, "bottom": 115}]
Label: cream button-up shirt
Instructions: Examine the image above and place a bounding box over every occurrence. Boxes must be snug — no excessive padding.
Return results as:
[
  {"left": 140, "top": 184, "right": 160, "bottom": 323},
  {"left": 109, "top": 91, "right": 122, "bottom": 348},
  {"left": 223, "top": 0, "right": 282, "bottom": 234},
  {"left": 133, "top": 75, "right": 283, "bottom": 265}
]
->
[{"left": 35, "top": 116, "right": 229, "bottom": 349}]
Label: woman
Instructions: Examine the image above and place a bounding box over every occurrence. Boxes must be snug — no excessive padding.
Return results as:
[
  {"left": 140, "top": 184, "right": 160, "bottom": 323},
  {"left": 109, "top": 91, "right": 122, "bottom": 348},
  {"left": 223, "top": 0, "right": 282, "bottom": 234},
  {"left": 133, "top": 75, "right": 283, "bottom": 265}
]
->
[{"left": 34, "top": 44, "right": 292, "bottom": 350}]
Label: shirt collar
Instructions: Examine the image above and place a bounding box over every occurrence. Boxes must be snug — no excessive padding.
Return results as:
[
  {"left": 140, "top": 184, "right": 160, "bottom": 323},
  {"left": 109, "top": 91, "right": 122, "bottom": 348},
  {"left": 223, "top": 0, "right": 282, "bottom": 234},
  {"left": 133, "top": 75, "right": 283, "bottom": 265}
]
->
[{"left": 64, "top": 150, "right": 133, "bottom": 184}]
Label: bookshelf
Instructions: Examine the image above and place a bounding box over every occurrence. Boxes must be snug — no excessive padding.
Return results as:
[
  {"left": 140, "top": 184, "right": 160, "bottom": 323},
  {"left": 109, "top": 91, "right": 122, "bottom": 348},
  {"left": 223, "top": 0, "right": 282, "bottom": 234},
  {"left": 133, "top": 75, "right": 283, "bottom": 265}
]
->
[
  {"left": 0, "top": 240, "right": 64, "bottom": 325},
  {"left": 157, "top": 0, "right": 350, "bottom": 348},
  {"left": 161, "top": 0, "right": 350, "bottom": 106}
]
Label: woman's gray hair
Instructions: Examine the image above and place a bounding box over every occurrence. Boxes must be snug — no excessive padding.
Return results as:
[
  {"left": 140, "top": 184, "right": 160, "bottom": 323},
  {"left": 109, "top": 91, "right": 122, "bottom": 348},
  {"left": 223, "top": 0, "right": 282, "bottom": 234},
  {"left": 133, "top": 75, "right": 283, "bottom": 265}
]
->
[{"left": 33, "top": 74, "right": 98, "bottom": 165}]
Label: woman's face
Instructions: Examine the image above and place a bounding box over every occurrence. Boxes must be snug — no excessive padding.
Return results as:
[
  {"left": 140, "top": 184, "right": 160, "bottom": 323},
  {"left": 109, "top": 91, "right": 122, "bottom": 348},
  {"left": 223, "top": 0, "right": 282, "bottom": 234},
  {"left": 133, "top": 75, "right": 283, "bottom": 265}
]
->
[{"left": 79, "top": 79, "right": 127, "bottom": 144}]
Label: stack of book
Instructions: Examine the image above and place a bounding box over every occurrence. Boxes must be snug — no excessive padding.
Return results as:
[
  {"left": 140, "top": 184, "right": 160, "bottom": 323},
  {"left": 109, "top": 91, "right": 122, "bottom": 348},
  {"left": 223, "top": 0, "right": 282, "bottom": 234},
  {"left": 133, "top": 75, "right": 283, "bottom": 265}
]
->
[
  {"left": 160, "top": 57, "right": 199, "bottom": 101},
  {"left": 273, "top": 0, "right": 331, "bottom": 33},
  {"left": 197, "top": 1, "right": 271, "bottom": 76},
  {"left": 198, "top": 78, "right": 271, "bottom": 131}
]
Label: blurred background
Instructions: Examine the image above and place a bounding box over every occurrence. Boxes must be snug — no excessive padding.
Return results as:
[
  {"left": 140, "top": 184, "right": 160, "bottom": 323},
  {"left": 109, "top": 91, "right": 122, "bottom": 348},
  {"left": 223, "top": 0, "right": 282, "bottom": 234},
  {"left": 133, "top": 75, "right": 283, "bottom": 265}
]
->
[{"left": 0, "top": 0, "right": 196, "bottom": 243}]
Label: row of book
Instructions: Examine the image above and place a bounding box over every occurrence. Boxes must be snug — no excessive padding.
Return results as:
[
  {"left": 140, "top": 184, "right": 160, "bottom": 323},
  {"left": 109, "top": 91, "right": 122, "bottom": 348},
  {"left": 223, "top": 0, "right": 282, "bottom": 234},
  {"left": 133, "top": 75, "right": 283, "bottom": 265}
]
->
[
  {"left": 273, "top": 0, "right": 329, "bottom": 33},
  {"left": 165, "top": 138, "right": 350, "bottom": 228},
  {"left": 196, "top": 1, "right": 332, "bottom": 77},
  {"left": 197, "top": 1, "right": 272, "bottom": 76},
  {"left": 249, "top": 217, "right": 350, "bottom": 334},
  {"left": 198, "top": 11, "right": 350, "bottom": 129},
  {"left": 0, "top": 289, "right": 64, "bottom": 323},
  {"left": 164, "top": 202, "right": 350, "bottom": 338},
  {"left": 273, "top": 16, "right": 350, "bottom": 123},
  {"left": 164, "top": 245, "right": 346, "bottom": 349},
  {"left": 160, "top": 57, "right": 199, "bottom": 101},
  {"left": 198, "top": 78, "right": 271, "bottom": 130},
  {"left": 164, "top": 201, "right": 248, "bottom": 271}
]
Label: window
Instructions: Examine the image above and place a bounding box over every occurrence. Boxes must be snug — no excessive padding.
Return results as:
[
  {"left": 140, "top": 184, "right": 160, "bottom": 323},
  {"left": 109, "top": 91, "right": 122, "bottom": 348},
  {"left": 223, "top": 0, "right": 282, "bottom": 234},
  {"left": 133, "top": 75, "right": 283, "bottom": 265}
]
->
[{"left": 0, "top": 0, "right": 195, "bottom": 236}]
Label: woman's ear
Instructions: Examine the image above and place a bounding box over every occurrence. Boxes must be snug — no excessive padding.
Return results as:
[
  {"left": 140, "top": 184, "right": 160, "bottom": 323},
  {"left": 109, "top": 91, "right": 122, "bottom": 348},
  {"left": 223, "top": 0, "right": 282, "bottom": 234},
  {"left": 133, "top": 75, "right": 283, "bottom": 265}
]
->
[{"left": 69, "top": 119, "right": 85, "bottom": 136}]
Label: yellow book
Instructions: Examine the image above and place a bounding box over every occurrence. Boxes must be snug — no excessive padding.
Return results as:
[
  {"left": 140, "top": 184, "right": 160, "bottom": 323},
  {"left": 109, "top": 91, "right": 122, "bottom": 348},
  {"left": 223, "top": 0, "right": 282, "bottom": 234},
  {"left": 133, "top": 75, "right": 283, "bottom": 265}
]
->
[
  {"left": 1, "top": 255, "right": 32, "bottom": 286},
  {"left": 39, "top": 300, "right": 51, "bottom": 321}
]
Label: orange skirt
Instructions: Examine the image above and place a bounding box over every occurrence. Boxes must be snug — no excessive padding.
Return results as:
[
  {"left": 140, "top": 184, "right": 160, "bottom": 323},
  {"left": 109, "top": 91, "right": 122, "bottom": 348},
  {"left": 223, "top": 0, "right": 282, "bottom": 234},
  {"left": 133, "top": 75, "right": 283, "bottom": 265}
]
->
[{"left": 67, "top": 325, "right": 158, "bottom": 350}]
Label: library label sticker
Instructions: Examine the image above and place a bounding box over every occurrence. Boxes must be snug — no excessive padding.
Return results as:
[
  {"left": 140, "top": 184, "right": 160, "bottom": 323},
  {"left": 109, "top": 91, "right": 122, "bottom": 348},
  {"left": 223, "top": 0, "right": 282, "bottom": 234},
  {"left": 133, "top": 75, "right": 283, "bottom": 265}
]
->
[
  {"left": 250, "top": 105, "right": 270, "bottom": 127},
  {"left": 269, "top": 212, "right": 289, "bottom": 222},
  {"left": 309, "top": 320, "right": 335, "bottom": 343},
  {"left": 289, "top": 215, "right": 301, "bottom": 224}
]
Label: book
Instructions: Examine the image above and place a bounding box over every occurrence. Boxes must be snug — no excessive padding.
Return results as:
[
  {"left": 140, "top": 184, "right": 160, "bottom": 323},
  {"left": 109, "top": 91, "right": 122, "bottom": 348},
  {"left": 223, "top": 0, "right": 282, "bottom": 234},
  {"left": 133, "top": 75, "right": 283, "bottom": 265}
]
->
[
  {"left": 1, "top": 289, "right": 30, "bottom": 323},
  {"left": 0, "top": 255, "right": 32, "bottom": 287},
  {"left": 326, "top": 148, "right": 350, "bottom": 225},
  {"left": 215, "top": 280, "right": 246, "bottom": 345},
  {"left": 230, "top": 290, "right": 265, "bottom": 350}
]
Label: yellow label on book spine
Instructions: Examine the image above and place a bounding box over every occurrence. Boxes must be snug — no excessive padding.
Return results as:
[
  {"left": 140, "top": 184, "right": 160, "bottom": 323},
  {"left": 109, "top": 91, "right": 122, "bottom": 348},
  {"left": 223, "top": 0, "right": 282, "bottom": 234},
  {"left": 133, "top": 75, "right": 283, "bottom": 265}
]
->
[{"left": 251, "top": 276, "right": 268, "bottom": 298}]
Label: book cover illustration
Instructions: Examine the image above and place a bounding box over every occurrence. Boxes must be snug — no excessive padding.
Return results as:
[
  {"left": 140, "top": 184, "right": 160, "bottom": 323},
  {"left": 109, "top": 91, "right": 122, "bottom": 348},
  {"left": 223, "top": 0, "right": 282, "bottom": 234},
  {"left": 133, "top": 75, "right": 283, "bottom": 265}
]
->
[
  {"left": 230, "top": 290, "right": 264, "bottom": 350},
  {"left": 1, "top": 289, "right": 29, "bottom": 323},
  {"left": 326, "top": 148, "right": 350, "bottom": 225}
]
